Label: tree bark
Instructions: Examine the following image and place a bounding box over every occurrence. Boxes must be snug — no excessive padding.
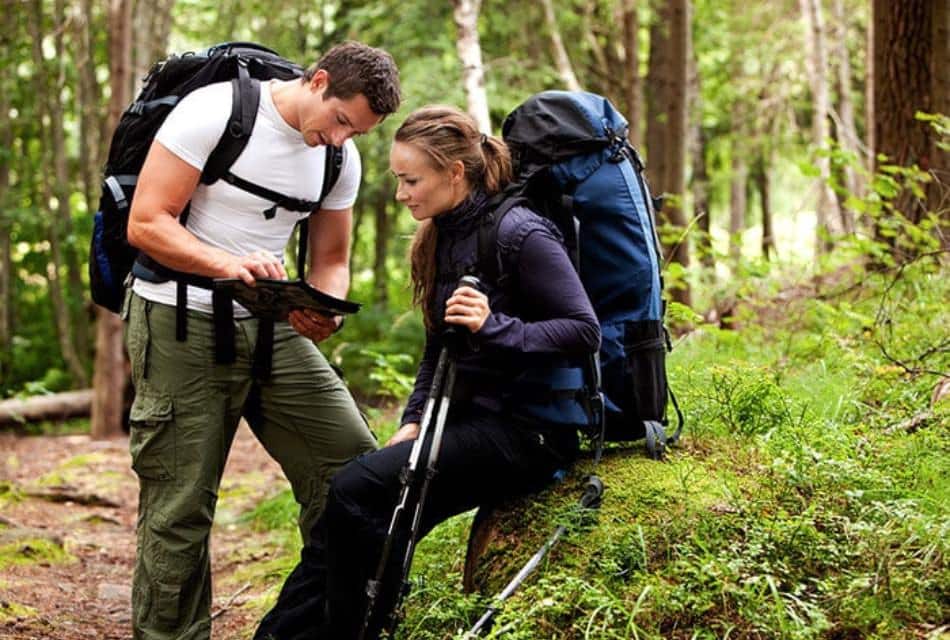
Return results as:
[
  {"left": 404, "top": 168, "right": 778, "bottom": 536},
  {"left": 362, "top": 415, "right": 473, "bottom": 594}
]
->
[
  {"left": 28, "top": 0, "right": 89, "bottom": 388},
  {"left": 871, "top": 0, "right": 945, "bottom": 229},
  {"left": 91, "top": 0, "right": 134, "bottom": 439},
  {"left": 132, "top": 0, "right": 175, "bottom": 84},
  {"left": 830, "top": 0, "right": 860, "bottom": 232},
  {"left": 799, "top": 0, "right": 841, "bottom": 254},
  {"left": 729, "top": 154, "right": 747, "bottom": 266},
  {"left": 373, "top": 179, "right": 391, "bottom": 309},
  {"left": 0, "top": 390, "right": 95, "bottom": 427},
  {"left": 540, "top": 0, "right": 581, "bottom": 91},
  {"left": 0, "top": 6, "right": 14, "bottom": 386},
  {"left": 452, "top": 0, "right": 491, "bottom": 134},
  {"left": 646, "top": 0, "right": 691, "bottom": 306},
  {"left": 753, "top": 152, "right": 774, "bottom": 260},
  {"left": 76, "top": 0, "right": 104, "bottom": 218},
  {"left": 623, "top": 0, "right": 641, "bottom": 147},
  {"left": 691, "top": 125, "right": 713, "bottom": 271},
  {"left": 51, "top": 0, "right": 92, "bottom": 365}
]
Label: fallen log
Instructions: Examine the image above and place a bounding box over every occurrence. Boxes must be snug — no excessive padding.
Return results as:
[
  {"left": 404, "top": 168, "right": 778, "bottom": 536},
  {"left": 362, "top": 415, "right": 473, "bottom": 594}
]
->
[{"left": 0, "top": 389, "right": 94, "bottom": 427}]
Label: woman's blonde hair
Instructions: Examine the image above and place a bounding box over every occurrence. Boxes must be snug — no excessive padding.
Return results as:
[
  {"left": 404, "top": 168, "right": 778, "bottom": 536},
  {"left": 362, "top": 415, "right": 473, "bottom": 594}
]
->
[{"left": 396, "top": 105, "right": 512, "bottom": 330}]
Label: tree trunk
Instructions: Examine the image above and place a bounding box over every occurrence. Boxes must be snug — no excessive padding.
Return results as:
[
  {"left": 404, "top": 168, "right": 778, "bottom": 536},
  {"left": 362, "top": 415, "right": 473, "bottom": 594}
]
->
[
  {"left": 540, "top": 0, "right": 581, "bottom": 91},
  {"left": 622, "top": 0, "right": 641, "bottom": 147},
  {"left": 51, "top": 0, "right": 92, "bottom": 366},
  {"left": 132, "top": 0, "right": 175, "bottom": 83},
  {"left": 692, "top": 126, "right": 713, "bottom": 271},
  {"left": 871, "top": 1, "right": 946, "bottom": 231},
  {"left": 929, "top": 0, "right": 949, "bottom": 226},
  {"left": 0, "top": 9, "right": 14, "bottom": 386},
  {"left": 729, "top": 154, "right": 747, "bottom": 266},
  {"left": 582, "top": 1, "right": 610, "bottom": 98},
  {"left": 452, "top": 0, "right": 491, "bottom": 134},
  {"left": 0, "top": 390, "right": 95, "bottom": 427},
  {"left": 831, "top": 0, "right": 860, "bottom": 232},
  {"left": 373, "top": 180, "right": 391, "bottom": 309},
  {"left": 28, "top": 0, "right": 89, "bottom": 388},
  {"left": 799, "top": 0, "right": 840, "bottom": 254},
  {"left": 91, "top": 0, "right": 134, "bottom": 439},
  {"left": 752, "top": 152, "right": 774, "bottom": 260},
  {"left": 76, "top": 0, "right": 104, "bottom": 218},
  {"left": 646, "top": 0, "right": 691, "bottom": 306}
]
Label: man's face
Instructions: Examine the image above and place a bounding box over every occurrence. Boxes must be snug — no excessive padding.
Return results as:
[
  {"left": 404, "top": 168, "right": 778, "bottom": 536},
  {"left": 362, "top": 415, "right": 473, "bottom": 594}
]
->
[{"left": 299, "top": 70, "right": 383, "bottom": 147}]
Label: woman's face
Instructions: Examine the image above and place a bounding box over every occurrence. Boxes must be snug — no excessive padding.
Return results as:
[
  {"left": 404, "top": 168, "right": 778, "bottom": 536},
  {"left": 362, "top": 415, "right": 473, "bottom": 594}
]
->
[{"left": 390, "top": 141, "right": 468, "bottom": 221}]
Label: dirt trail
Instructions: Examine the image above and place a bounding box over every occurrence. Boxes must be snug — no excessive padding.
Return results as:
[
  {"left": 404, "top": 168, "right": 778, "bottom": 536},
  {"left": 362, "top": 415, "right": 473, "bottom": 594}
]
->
[{"left": 0, "top": 423, "right": 288, "bottom": 640}]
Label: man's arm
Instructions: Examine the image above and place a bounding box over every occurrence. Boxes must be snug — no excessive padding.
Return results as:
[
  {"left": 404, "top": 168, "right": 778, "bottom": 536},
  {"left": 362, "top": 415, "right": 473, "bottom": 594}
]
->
[
  {"left": 127, "top": 141, "right": 286, "bottom": 285},
  {"left": 287, "top": 207, "right": 353, "bottom": 341}
]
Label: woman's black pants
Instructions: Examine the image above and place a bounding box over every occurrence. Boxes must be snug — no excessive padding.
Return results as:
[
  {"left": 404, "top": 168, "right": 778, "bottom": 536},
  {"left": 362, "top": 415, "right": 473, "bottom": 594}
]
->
[{"left": 254, "top": 405, "right": 577, "bottom": 640}]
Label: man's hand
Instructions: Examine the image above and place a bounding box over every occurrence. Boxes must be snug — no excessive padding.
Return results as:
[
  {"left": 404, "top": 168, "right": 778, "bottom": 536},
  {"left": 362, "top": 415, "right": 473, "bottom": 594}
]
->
[
  {"left": 288, "top": 309, "right": 341, "bottom": 343},
  {"left": 386, "top": 422, "right": 420, "bottom": 447},
  {"left": 225, "top": 250, "right": 288, "bottom": 286}
]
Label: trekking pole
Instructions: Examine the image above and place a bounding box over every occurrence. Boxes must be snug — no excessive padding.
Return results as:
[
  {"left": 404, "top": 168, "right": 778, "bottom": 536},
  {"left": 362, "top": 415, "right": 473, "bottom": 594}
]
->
[
  {"left": 358, "top": 275, "right": 481, "bottom": 640},
  {"left": 466, "top": 475, "right": 604, "bottom": 638}
]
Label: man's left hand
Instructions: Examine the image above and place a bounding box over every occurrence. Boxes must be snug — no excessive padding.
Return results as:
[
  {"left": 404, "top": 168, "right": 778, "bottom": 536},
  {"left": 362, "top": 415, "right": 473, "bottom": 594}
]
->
[{"left": 289, "top": 309, "right": 341, "bottom": 342}]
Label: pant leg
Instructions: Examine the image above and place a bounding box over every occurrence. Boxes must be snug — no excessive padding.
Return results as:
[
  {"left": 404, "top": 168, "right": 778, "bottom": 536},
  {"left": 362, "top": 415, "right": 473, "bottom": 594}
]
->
[
  {"left": 244, "top": 321, "right": 378, "bottom": 545},
  {"left": 254, "top": 405, "right": 574, "bottom": 640},
  {"left": 124, "top": 291, "right": 252, "bottom": 640}
]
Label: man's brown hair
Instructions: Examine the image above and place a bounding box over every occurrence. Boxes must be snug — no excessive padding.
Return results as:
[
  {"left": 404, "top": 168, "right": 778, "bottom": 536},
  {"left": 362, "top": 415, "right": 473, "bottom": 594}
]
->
[{"left": 303, "top": 41, "right": 401, "bottom": 117}]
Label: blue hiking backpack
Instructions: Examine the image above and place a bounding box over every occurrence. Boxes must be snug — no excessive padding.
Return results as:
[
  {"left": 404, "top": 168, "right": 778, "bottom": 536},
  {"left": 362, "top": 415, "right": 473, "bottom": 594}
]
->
[{"left": 479, "top": 91, "right": 683, "bottom": 459}]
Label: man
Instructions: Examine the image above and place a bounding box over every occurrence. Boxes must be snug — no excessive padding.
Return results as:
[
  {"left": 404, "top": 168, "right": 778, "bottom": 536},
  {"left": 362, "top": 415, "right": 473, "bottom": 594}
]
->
[{"left": 123, "top": 41, "right": 400, "bottom": 639}]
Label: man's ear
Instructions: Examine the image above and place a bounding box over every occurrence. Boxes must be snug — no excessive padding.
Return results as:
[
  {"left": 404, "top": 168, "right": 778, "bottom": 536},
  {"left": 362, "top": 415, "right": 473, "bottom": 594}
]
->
[{"left": 309, "top": 69, "right": 329, "bottom": 93}]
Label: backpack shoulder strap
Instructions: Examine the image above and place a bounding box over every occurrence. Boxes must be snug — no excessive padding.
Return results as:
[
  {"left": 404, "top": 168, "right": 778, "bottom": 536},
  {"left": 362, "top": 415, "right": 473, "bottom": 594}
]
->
[
  {"left": 295, "top": 144, "right": 345, "bottom": 279},
  {"left": 476, "top": 193, "right": 523, "bottom": 286},
  {"left": 201, "top": 62, "right": 258, "bottom": 185}
]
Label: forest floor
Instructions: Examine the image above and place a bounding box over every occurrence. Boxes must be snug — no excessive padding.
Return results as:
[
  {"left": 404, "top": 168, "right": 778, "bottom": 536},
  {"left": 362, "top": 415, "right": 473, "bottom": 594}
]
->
[{"left": 0, "top": 422, "right": 284, "bottom": 640}]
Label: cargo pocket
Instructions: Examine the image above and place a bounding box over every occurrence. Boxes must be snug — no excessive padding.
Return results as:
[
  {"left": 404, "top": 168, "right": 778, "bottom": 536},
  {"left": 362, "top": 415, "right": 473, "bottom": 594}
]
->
[
  {"left": 129, "top": 391, "right": 175, "bottom": 482},
  {"left": 154, "top": 581, "right": 181, "bottom": 630},
  {"left": 623, "top": 320, "right": 668, "bottom": 424}
]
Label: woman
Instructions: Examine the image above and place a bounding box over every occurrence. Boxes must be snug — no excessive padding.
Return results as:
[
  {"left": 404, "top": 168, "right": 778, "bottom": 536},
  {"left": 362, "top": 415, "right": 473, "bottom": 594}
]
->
[{"left": 255, "top": 105, "right": 600, "bottom": 640}]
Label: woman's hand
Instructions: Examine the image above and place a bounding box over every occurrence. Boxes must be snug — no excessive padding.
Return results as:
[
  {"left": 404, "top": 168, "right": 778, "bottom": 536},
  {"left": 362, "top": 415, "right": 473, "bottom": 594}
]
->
[
  {"left": 386, "top": 422, "right": 420, "bottom": 447},
  {"left": 288, "top": 309, "right": 341, "bottom": 343},
  {"left": 444, "top": 285, "right": 490, "bottom": 333}
]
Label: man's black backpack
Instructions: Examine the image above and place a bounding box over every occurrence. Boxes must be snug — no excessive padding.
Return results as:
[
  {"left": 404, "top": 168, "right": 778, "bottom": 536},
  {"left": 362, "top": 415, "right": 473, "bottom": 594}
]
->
[
  {"left": 480, "top": 91, "right": 683, "bottom": 459},
  {"left": 89, "top": 42, "right": 343, "bottom": 315}
]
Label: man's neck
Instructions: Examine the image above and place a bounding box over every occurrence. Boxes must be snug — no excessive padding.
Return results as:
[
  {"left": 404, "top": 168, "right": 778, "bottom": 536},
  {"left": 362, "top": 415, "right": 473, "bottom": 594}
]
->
[{"left": 269, "top": 79, "right": 301, "bottom": 131}]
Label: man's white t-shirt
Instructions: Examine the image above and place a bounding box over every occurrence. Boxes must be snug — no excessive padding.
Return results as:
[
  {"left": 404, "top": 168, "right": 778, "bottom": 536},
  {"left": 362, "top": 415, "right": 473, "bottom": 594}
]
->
[{"left": 133, "top": 80, "right": 361, "bottom": 315}]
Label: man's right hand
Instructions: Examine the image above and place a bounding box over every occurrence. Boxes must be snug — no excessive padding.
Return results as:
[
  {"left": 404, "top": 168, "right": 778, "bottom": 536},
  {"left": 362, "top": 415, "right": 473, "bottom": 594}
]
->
[{"left": 225, "top": 250, "right": 288, "bottom": 286}]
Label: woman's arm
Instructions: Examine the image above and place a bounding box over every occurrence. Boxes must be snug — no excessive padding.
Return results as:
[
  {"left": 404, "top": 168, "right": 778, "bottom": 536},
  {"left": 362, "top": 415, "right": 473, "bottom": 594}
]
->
[{"left": 476, "top": 226, "right": 600, "bottom": 355}]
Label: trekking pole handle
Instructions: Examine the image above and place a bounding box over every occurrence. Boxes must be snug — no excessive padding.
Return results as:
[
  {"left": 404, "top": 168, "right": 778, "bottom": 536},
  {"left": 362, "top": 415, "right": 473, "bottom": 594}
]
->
[{"left": 458, "top": 274, "right": 483, "bottom": 292}]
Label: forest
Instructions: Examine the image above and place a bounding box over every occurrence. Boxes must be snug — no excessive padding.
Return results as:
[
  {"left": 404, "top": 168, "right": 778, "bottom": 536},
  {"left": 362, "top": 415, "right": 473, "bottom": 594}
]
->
[{"left": 0, "top": 0, "right": 947, "bottom": 639}]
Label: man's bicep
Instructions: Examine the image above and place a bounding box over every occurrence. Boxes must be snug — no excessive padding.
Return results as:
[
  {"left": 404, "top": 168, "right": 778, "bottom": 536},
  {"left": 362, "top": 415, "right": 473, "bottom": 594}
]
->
[
  {"left": 308, "top": 207, "right": 353, "bottom": 268},
  {"left": 130, "top": 141, "right": 201, "bottom": 223}
]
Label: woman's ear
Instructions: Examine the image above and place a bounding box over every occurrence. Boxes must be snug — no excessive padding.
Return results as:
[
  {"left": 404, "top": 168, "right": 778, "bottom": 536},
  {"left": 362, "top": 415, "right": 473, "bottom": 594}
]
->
[{"left": 450, "top": 159, "right": 465, "bottom": 184}]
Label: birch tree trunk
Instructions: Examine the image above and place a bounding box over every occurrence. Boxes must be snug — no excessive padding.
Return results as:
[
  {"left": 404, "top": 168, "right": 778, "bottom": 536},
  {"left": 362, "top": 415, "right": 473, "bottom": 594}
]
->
[
  {"left": 623, "top": 0, "right": 641, "bottom": 147},
  {"left": 646, "top": 0, "right": 691, "bottom": 306},
  {"left": 799, "top": 0, "right": 841, "bottom": 254},
  {"left": 540, "top": 0, "right": 581, "bottom": 91},
  {"left": 91, "top": 0, "right": 133, "bottom": 439},
  {"left": 452, "top": 0, "right": 491, "bottom": 134}
]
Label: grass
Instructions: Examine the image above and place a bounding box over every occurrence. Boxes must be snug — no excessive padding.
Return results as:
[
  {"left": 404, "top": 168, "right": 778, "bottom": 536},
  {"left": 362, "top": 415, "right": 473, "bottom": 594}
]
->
[{"left": 222, "top": 257, "right": 948, "bottom": 639}]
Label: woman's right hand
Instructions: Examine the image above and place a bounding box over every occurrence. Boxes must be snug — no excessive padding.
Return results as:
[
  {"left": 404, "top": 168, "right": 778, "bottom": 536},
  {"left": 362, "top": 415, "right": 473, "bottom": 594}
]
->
[{"left": 386, "top": 422, "right": 420, "bottom": 447}]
